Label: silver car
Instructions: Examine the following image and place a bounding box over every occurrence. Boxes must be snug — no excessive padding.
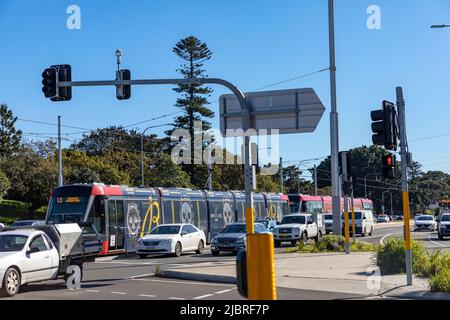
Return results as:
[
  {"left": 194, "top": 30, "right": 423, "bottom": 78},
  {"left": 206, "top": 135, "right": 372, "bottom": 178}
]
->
[{"left": 210, "top": 223, "right": 267, "bottom": 256}]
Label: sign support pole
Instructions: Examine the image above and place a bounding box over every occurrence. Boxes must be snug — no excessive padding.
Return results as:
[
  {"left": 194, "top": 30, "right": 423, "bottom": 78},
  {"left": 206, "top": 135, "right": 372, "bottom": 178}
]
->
[{"left": 397, "top": 86, "right": 413, "bottom": 286}]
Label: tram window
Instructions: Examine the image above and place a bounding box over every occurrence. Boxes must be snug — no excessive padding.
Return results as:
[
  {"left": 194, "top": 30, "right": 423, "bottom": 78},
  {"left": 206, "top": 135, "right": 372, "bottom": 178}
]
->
[{"left": 85, "top": 197, "right": 105, "bottom": 234}]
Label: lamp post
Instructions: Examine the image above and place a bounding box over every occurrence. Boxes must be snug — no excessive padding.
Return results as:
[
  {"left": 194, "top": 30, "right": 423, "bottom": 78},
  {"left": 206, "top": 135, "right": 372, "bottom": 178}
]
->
[
  {"left": 431, "top": 24, "right": 450, "bottom": 28},
  {"left": 140, "top": 124, "right": 169, "bottom": 188},
  {"left": 296, "top": 158, "right": 323, "bottom": 194},
  {"left": 364, "top": 173, "right": 380, "bottom": 198}
]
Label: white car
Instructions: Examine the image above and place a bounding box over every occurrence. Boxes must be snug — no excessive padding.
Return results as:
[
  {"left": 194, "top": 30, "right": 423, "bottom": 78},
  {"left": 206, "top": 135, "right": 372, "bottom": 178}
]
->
[
  {"left": 438, "top": 213, "right": 450, "bottom": 240},
  {"left": 0, "top": 229, "right": 59, "bottom": 297},
  {"left": 414, "top": 215, "right": 437, "bottom": 231},
  {"left": 341, "top": 210, "right": 375, "bottom": 236},
  {"left": 376, "top": 215, "right": 390, "bottom": 223},
  {"left": 0, "top": 223, "right": 5, "bottom": 231},
  {"left": 136, "top": 224, "right": 206, "bottom": 258},
  {"left": 273, "top": 214, "right": 322, "bottom": 247}
]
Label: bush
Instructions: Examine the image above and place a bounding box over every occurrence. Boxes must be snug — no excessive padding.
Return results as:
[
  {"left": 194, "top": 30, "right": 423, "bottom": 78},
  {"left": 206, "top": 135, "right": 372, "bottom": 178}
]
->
[
  {"left": 429, "top": 269, "right": 450, "bottom": 293},
  {"left": 375, "top": 238, "right": 427, "bottom": 275},
  {"left": 285, "top": 235, "right": 377, "bottom": 254}
]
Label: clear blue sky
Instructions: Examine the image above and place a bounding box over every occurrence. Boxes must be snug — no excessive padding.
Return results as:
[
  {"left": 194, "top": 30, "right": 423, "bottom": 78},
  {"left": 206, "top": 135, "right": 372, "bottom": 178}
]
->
[{"left": 1, "top": 0, "right": 450, "bottom": 175}]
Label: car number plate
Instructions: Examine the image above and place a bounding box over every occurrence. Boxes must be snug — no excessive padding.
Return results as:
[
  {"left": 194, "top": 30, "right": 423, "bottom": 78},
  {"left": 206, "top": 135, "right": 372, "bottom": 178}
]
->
[{"left": 281, "top": 233, "right": 290, "bottom": 237}]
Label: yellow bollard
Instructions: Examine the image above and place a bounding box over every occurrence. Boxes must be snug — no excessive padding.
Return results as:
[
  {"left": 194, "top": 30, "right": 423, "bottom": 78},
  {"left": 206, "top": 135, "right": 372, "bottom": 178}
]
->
[
  {"left": 344, "top": 210, "right": 350, "bottom": 254},
  {"left": 246, "top": 233, "right": 277, "bottom": 300}
]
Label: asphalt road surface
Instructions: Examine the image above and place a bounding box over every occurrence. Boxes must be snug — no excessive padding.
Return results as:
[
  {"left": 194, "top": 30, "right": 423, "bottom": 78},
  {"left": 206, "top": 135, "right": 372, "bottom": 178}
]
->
[{"left": 4, "top": 222, "right": 441, "bottom": 301}]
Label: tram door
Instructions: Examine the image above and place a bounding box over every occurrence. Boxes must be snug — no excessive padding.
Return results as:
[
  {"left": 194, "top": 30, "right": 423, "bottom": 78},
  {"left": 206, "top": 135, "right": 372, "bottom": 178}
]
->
[{"left": 107, "top": 200, "right": 125, "bottom": 250}]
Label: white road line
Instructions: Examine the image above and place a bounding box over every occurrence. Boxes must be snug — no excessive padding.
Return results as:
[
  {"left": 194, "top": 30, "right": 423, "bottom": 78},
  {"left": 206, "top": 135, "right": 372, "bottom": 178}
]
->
[
  {"left": 139, "top": 294, "right": 156, "bottom": 298},
  {"left": 193, "top": 294, "right": 214, "bottom": 300},
  {"left": 380, "top": 233, "right": 393, "bottom": 245},
  {"left": 169, "top": 297, "right": 186, "bottom": 300},
  {"left": 130, "top": 273, "right": 156, "bottom": 279},
  {"left": 214, "top": 289, "right": 233, "bottom": 295},
  {"left": 111, "top": 291, "right": 127, "bottom": 295},
  {"left": 427, "top": 235, "right": 447, "bottom": 247},
  {"left": 131, "top": 278, "right": 234, "bottom": 287},
  {"left": 85, "top": 289, "right": 99, "bottom": 293}
]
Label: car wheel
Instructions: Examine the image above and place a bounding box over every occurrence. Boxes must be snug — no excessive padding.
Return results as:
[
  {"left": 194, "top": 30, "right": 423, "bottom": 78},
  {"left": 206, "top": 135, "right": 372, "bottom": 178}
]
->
[
  {"left": 361, "top": 228, "right": 366, "bottom": 237},
  {"left": 291, "top": 240, "right": 298, "bottom": 247},
  {"left": 138, "top": 254, "right": 148, "bottom": 259},
  {"left": 174, "top": 242, "right": 182, "bottom": 257},
  {"left": 302, "top": 232, "right": 308, "bottom": 245},
  {"left": 211, "top": 250, "right": 220, "bottom": 256},
  {"left": 195, "top": 240, "right": 204, "bottom": 254},
  {"left": 274, "top": 240, "right": 281, "bottom": 248},
  {"left": 315, "top": 231, "right": 322, "bottom": 244},
  {"left": 438, "top": 234, "right": 444, "bottom": 240},
  {"left": 369, "top": 227, "right": 374, "bottom": 236},
  {"left": 1, "top": 267, "right": 21, "bottom": 297}
]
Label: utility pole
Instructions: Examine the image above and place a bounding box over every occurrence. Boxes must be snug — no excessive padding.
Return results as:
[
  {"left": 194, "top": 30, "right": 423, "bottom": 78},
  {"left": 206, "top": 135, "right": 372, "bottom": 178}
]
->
[
  {"left": 207, "top": 162, "right": 213, "bottom": 191},
  {"left": 314, "top": 165, "right": 318, "bottom": 196},
  {"left": 328, "top": 0, "right": 341, "bottom": 235},
  {"left": 397, "top": 86, "right": 413, "bottom": 286},
  {"left": 280, "top": 157, "right": 284, "bottom": 193},
  {"left": 57, "top": 116, "right": 63, "bottom": 187}
]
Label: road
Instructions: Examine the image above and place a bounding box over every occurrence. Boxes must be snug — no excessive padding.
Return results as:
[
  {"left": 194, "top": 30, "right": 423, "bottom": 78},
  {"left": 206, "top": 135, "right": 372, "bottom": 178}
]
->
[
  {"left": 5, "top": 254, "right": 368, "bottom": 300},
  {"left": 360, "top": 222, "right": 450, "bottom": 252},
  {"left": 4, "top": 222, "right": 445, "bottom": 300}
]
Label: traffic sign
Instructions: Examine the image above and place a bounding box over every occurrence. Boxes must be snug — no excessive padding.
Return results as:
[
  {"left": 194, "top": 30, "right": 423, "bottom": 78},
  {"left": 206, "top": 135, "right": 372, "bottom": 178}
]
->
[{"left": 219, "top": 88, "right": 325, "bottom": 136}]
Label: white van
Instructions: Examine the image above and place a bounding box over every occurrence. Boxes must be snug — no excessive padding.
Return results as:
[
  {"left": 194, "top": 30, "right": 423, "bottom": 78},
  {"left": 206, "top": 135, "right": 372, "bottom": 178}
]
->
[{"left": 341, "top": 210, "right": 375, "bottom": 237}]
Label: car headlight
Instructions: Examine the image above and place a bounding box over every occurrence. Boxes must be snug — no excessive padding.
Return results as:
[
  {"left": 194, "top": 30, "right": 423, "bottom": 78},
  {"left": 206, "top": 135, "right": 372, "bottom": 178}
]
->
[
  {"left": 273, "top": 228, "right": 279, "bottom": 234},
  {"left": 211, "top": 237, "right": 218, "bottom": 243},
  {"left": 160, "top": 240, "right": 171, "bottom": 245},
  {"left": 236, "top": 238, "right": 246, "bottom": 245}
]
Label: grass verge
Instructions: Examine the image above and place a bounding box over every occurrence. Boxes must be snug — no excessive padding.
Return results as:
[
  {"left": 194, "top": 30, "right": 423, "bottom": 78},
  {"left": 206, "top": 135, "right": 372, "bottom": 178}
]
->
[
  {"left": 284, "top": 235, "right": 377, "bottom": 254},
  {"left": 376, "top": 238, "right": 450, "bottom": 293}
]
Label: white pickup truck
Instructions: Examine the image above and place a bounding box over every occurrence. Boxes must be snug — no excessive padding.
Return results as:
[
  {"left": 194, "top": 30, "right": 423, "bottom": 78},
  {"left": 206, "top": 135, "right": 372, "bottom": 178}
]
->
[
  {"left": 273, "top": 213, "right": 325, "bottom": 247},
  {"left": 0, "top": 223, "right": 101, "bottom": 297}
]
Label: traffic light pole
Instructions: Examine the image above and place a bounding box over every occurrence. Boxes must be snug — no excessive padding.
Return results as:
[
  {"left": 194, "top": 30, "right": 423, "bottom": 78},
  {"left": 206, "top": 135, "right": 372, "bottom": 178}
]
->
[
  {"left": 328, "top": 0, "right": 342, "bottom": 236},
  {"left": 396, "top": 86, "right": 413, "bottom": 286},
  {"left": 57, "top": 76, "right": 276, "bottom": 299}
]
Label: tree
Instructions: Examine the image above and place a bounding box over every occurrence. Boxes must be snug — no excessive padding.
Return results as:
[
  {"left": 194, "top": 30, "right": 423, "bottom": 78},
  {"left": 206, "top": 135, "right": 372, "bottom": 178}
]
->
[
  {"left": 166, "top": 36, "right": 214, "bottom": 185},
  {"left": 72, "top": 126, "right": 164, "bottom": 157},
  {"left": 0, "top": 104, "right": 22, "bottom": 159},
  {"left": 63, "top": 150, "right": 130, "bottom": 185},
  {"left": 1, "top": 143, "right": 57, "bottom": 218},
  {"left": 144, "top": 153, "right": 191, "bottom": 188},
  {"left": 0, "top": 170, "right": 10, "bottom": 201}
]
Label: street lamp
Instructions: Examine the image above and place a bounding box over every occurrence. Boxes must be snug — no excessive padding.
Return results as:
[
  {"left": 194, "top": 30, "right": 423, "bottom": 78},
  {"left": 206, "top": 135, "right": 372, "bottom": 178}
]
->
[
  {"left": 140, "top": 124, "right": 169, "bottom": 188},
  {"left": 296, "top": 158, "right": 323, "bottom": 194},
  {"left": 364, "top": 173, "right": 380, "bottom": 199}
]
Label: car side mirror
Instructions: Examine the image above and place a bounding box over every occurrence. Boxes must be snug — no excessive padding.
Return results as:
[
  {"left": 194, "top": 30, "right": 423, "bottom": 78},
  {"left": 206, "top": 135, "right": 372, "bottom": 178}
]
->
[
  {"left": 26, "top": 247, "right": 39, "bottom": 255},
  {"left": 181, "top": 231, "right": 188, "bottom": 236},
  {"left": 276, "top": 222, "right": 280, "bottom": 225}
]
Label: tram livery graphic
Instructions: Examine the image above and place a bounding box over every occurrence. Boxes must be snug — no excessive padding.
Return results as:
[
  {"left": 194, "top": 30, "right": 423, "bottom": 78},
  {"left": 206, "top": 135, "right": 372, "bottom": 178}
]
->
[{"left": 46, "top": 184, "right": 291, "bottom": 255}]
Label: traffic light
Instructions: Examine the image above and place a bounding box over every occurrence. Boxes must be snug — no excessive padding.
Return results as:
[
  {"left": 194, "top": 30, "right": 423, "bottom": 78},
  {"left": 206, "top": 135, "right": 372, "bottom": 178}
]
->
[
  {"left": 382, "top": 154, "right": 396, "bottom": 179},
  {"left": 42, "top": 65, "right": 72, "bottom": 101},
  {"left": 116, "top": 69, "right": 131, "bottom": 100},
  {"left": 371, "top": 101, "right": 398, "bottom": 151},
  {"left": 339, "top": 151, "right": 353, "bottom": 196},
  {"left": 42, "top": 67, "right": 57, "bottom": 98}
]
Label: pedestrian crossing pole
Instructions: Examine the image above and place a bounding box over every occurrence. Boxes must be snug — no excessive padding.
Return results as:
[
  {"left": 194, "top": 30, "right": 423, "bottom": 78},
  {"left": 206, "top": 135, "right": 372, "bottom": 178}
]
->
[{"left": 397, "top": 87, "right": 413, "bottom": 286}]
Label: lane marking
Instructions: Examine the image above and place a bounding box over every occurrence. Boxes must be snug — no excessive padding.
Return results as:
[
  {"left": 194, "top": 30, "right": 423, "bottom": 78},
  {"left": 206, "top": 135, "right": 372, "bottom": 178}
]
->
[
  {"left": 427, "top": 235, "right": 447, "bottom": 247},
  {"left": 380, "top": 233, "right": 393, "bottom": 245},
  {"left": 139, "top": 294, "right": 156, "bottom": 298},
  {"left": 111, "top": 291, "right": 127, "bottom": 295},
  {"left": 169, "top": 297, "right": 186, "bottom": 300},
  {"left": 193, "top": 294, "right": 214, "bottom": 299},
  {"left": 131, "top": 278, "right": 234, "bottom": 287},
  {"left": 214, "top": 289, "right": 233, "bottom": 294},
  {"left": 85, "top": 289, "right": 99, "bottom": 293}
]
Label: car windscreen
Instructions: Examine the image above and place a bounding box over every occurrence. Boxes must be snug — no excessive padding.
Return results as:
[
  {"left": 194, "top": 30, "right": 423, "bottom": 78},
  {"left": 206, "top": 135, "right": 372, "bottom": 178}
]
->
[
  {"left": 11, "top": 221, "right": 33, "bottom": 227},
  {"left": 150, "top": 226, "right": 180, "bottom": 235},
  {"left": 256, "top": 220, "right": 269, "bottom": 228},
  {"left": 441, "top": 215, "right": 450, "bottom": 222},
  {"left": 222, "top": 224, "right": 246, "bottom": 233},
  {"left": 0, "top": 235, "right": 28, "bottom": 252},
  {"left": 417, "top": 216, "right": 433, "bottom": 221},
  {"left": 281, "top": 216, "right": 306, "bottom": 225}
]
